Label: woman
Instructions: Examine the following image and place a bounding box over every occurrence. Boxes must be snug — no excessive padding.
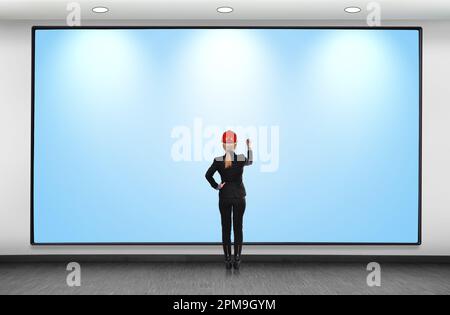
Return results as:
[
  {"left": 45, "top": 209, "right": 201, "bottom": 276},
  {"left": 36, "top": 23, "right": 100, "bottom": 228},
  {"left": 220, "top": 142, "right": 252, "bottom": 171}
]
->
[{"left": 205, "top": 130, "right": 253, "bottom": 270}]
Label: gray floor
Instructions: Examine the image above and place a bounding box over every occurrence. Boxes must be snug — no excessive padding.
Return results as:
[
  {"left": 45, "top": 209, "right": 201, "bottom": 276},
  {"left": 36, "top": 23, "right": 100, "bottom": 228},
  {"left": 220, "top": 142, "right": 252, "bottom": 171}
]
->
[{"left": 0, "top": 262, "right": 449, "bottom": 295}]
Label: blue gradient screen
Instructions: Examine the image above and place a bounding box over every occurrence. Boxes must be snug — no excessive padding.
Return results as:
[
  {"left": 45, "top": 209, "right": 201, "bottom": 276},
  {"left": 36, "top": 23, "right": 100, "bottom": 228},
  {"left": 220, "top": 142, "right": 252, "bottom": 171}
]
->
[{"left": 33, "top": 28, "right": 421, "bottom": 244}]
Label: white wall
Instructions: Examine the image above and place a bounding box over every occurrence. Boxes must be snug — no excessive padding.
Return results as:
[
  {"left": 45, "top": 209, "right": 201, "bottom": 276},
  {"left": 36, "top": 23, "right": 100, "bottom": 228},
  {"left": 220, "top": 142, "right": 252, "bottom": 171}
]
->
[{"left": 1, "top": 19, "right": 449, "bottom": 256}]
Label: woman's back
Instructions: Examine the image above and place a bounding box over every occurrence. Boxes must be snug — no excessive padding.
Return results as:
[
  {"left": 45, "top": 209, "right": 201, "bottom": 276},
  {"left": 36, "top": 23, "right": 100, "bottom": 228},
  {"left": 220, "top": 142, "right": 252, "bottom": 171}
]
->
[{"left": 206, "top": 150, "right": 253, "bottom": 199}]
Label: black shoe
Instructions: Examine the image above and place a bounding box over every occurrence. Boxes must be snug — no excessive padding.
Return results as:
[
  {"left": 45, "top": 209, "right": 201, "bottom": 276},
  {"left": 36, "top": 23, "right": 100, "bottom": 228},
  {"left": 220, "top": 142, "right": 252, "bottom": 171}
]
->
[
  {"left": 233, "top": 243, "right": 243, "bottom": 270},
  {"left": 233, "top": 257, "right": 241, "bottom": 270},
  {"left": 223, "top": 244, "right": 232, "bottom": 270},
  {"left": 225, "top": 258, "right": 233, "bottom": 270}
]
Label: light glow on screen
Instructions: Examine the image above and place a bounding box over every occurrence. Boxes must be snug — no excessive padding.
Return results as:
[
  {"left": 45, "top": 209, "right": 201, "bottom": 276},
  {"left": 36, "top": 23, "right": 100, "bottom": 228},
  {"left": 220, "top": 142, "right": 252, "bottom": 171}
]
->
[{"left": 33, "top": 28, "right": 420, "bottom": 244}]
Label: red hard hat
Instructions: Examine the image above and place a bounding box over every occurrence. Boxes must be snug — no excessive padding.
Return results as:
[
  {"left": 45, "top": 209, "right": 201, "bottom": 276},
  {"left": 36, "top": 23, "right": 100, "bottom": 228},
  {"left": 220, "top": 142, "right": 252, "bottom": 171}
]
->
[{"left": 222, "top": 130, "right": 237, "bottom": 144}]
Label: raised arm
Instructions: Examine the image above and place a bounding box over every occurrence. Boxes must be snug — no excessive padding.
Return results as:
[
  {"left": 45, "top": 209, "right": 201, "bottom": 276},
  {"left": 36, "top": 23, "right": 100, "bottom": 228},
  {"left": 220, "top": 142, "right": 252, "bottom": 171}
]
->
[
  {"left": 205, "top": 160, "right": 220, "bottom": 190},
  {"left": 245, "top": 139, "right": 253, "bottom": 166}
]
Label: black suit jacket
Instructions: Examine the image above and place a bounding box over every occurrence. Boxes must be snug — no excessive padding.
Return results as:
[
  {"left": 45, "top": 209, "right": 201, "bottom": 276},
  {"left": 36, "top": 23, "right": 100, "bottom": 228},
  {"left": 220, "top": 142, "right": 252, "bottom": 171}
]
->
[{"left": 205, "top": 150, "right": 253, "bottom": 199}]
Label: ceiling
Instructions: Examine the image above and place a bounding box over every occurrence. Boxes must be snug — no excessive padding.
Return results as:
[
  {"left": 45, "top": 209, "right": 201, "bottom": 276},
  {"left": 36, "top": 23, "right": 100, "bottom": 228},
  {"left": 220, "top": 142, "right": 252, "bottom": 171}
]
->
[{"left": 0, "top": 0, "right": 449, "bottom": 21}]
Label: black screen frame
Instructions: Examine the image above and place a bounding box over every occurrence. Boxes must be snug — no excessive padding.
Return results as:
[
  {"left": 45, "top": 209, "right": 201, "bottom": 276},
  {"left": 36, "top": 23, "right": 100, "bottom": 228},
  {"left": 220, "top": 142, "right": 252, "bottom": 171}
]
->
[{"left": 31, "top": 26, "right": 423, "bottom": 246}]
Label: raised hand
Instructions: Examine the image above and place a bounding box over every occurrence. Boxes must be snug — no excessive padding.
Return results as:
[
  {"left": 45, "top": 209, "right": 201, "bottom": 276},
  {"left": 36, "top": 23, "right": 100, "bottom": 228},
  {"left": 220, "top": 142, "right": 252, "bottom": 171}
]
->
[{"left": 246, "top": 139, "right": 252, "bottom": 149}]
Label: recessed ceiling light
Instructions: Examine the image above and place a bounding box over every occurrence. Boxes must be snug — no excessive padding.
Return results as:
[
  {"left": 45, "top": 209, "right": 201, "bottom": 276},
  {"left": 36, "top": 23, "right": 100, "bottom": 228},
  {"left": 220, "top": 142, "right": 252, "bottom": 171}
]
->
[
  {"left": 217, "top": 6, "right": 234, "bottom": 14},
  {"left": 345, "top": 7, "right": 362, "bottom": 14},
  {"left": 92, "top": 7, "right": 109, "bottom": 14}
]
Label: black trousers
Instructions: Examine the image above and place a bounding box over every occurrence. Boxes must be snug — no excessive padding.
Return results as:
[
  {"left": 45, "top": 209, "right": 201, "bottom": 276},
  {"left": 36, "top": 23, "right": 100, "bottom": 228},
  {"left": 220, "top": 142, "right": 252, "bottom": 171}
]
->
[{"left": 219, "top": 198, "right": 246, "bottom": 245}]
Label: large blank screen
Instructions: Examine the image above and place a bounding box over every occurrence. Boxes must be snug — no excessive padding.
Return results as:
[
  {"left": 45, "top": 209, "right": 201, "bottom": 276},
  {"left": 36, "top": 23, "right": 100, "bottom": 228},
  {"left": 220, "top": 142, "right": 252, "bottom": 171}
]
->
[{"left": 33, "top": 28, "right": 421, "bottom": 244}]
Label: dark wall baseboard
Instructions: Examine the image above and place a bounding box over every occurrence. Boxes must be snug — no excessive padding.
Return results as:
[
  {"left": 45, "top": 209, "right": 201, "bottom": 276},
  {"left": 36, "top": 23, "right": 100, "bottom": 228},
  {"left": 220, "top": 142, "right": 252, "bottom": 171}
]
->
[{"left": 1, "top": 255, "right": 450, "bottom": 263}]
